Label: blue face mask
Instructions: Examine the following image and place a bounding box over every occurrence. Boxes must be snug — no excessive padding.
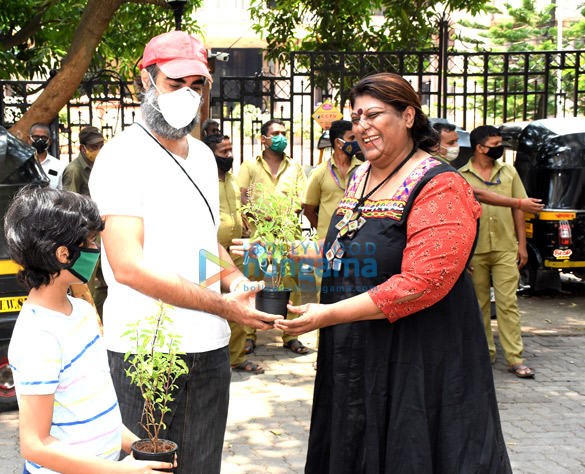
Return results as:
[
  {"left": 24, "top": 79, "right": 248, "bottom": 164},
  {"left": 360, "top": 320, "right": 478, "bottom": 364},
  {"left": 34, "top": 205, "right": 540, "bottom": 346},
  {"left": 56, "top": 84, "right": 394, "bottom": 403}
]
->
[
  {"left": 267, "top": 135, "right": 288, "bottom": 154},
  {"left": 67, "top": 248, "right": 100, "bottom": 283},
  {"left": 339, "top": 139, "right": 361, "bottom": 157}
]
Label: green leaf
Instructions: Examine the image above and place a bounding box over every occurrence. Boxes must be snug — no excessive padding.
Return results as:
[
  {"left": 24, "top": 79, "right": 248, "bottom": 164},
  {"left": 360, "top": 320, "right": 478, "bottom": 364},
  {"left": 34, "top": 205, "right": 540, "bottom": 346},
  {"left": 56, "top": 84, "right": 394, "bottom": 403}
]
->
[{"left": 122, "top": 300, "right": 187, "bottom": 446}]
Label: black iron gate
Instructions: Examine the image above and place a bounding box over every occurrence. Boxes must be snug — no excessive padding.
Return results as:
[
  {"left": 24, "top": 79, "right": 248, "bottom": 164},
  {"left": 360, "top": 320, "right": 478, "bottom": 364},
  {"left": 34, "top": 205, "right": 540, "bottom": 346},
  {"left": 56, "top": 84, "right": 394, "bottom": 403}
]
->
[
  {"left": 213, "top": 49, "right": 585, "bottom": 167},
  {"left": 1, "top": 49, "right": 584, "bottom": 166},
  {"left": 0, "top": 71, "right": 140, "bottom": 162}
]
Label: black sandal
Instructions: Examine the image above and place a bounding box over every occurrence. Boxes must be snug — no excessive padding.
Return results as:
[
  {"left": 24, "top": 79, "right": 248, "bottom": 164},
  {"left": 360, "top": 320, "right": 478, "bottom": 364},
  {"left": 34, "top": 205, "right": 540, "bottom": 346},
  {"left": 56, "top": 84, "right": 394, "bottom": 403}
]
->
[
  {"left": 232, "top": 360, "right": 264, "bottom": 374},
  {"left": 245, "top": 338, "right": 256, "bottom": 355},
  {"left": 508, "top": 364, "right": 535, "bottom": 378},
  {"left": 283, "top": 339, "right": 308, "bottom": 354}
]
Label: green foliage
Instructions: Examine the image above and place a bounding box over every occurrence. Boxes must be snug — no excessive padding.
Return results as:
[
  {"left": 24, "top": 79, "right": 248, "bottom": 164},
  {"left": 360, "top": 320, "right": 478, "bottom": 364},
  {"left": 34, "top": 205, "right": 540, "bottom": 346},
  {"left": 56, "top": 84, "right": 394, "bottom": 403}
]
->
[
  {"left": 97, "top": 2, "right": 201, "bottom": 80},
  {"left": 487, "top": 0, "right": 555, "bottom": 51},
  {"left": 567, "top": 14, "right": 585, "bottom": 49},
  {"left": 462, "top": 0, "right": 584, "bottom": 52},
  {"left": 123, "top": 301, "right": 189, "bottom": 451},
  {"left": 241, "top": 182, "right": 304, "bottom": 289},
  {"left": 0, "top": 0, "right": 202, "bottom": 81},
  {"left": 453, "top": 0, "right": 585, "bottom": 123},
  {"left": 249, "top": 0, "right": 489, "bottom": 66}
]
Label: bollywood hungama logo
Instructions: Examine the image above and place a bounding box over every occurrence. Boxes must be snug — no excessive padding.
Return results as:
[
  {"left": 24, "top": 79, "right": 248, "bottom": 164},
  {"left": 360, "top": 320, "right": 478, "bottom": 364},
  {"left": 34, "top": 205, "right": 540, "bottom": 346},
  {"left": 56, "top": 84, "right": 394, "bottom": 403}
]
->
[{"left": 198, "top": 241, "right": 378, "bottom": 288}]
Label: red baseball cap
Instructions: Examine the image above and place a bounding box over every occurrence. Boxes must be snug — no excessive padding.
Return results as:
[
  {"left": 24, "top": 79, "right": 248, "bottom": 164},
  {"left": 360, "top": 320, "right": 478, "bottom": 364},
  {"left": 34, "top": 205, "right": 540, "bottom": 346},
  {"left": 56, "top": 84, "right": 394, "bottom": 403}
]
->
[{"left": 140, "top": 31, "right": 213, "bottom": 82}]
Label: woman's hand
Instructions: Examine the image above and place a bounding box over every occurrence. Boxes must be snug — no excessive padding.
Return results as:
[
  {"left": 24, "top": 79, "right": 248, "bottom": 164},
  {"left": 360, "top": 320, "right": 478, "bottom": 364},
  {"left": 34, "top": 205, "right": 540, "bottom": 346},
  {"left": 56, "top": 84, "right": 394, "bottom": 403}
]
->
[{"left": 274, "top": 303, "right": 330, "bottom": 336}]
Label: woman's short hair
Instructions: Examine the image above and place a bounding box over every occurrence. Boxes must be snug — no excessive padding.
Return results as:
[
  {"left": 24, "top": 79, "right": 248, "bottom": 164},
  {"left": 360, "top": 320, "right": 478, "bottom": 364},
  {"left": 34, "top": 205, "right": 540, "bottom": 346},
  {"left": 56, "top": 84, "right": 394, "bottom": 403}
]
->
[
  {"left": 349, "top": 73, "right": 439, "bottom": 153},
  {"left": 4, "top": 186, "right": 105, "bottom": 290}
]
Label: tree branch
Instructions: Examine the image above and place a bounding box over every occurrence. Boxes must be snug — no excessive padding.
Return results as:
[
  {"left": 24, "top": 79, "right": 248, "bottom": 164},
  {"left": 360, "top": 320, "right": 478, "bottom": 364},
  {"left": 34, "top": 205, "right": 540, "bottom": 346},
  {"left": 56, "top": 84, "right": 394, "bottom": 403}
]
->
[
  {"left": 8, "top": 0, "right": 124, "bottom": 139},
  {"left": 0, "top": 2, "right": 56, "bottom": 50},
  {"left": 125, "top": 0, "right": 171, "bottom": 7}
]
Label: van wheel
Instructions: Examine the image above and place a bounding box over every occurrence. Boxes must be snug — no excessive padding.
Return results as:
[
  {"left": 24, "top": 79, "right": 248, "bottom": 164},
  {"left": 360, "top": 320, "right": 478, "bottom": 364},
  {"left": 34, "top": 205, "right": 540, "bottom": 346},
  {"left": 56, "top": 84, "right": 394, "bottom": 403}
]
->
[{"left": 0, "top": 342, "right": 17, "bottom": 411}]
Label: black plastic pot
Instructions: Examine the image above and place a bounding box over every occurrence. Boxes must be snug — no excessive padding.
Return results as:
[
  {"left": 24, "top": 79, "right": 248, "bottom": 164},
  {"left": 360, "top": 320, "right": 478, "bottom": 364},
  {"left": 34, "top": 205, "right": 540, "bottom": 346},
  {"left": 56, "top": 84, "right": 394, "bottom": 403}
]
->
[
  {"left": 131, "top": 439, "right": 177, "bottom": 473},
  {"left": 255, "top": 288, "right": 291, "bottom": 318}
]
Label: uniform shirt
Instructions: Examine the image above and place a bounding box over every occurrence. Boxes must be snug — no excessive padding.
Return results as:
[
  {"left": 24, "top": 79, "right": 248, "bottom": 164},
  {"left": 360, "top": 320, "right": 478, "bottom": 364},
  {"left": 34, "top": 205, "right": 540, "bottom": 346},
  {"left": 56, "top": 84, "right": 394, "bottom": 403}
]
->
[
  {"left": 303, "top": 156, "right": 362, "bottom": 239},
  {"left": 237, "top": 154, "right": 306, "bottom": 238},
  {"left": 9, "top": 297, "right": 122, "bottom": 473},
  {"left": 63, "top": 154, "right": 92, "bottom": 196},
  {"left": 39, "top": 154, "right": 65, "bottom": 189},
  {"left": 218, "top": 172, "right": 244, "bottom": 250},
  {"left": 459, "top": 159, "right": 528, "bottom": 254}
]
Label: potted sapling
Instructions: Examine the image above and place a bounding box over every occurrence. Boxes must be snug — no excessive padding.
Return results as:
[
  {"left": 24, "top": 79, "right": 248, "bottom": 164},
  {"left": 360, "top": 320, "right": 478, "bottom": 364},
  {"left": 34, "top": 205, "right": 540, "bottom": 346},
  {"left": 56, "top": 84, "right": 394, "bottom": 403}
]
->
[
  {"left": 242, "top": 182, "right": 306, "bottom": 317},
  {"left": 123, "top": 301, "right": 189, "bottom": 472}
]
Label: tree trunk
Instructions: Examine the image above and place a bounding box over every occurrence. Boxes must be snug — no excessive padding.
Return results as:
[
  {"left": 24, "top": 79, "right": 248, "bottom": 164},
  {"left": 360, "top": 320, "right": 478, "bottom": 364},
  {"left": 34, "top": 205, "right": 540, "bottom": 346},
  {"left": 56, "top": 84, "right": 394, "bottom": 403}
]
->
[{"left": 8, "top": 0, "right": 124, "bottom": 140}]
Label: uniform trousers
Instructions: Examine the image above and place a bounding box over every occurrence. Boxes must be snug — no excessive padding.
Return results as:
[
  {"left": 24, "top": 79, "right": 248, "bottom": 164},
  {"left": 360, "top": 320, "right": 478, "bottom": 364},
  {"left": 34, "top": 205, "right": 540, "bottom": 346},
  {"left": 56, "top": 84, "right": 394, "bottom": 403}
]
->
[{"left": 471, "top": 250, "right": 524, "bottom": 366}]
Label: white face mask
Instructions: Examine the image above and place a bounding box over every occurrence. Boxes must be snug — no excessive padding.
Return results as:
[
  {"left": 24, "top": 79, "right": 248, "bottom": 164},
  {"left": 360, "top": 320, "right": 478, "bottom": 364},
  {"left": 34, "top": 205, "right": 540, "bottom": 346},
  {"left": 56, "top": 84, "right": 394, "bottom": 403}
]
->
[
  {"left": 148, "top": 72, "right": 202, "bottom": 130},
  {"left": 442, "top": 145, "right": 460, "bottom": 161}
]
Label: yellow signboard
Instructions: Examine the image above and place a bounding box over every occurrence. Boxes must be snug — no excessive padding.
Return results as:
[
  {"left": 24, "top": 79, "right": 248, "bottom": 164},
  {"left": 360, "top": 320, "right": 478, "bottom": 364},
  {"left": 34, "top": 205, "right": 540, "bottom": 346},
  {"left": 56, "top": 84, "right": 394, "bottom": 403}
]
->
[
  {"left": 312, "top": 100, "right": 343, "bottom": 130},
  {"left": 0, "top": 296, "right": 26, "bottom": 313}
]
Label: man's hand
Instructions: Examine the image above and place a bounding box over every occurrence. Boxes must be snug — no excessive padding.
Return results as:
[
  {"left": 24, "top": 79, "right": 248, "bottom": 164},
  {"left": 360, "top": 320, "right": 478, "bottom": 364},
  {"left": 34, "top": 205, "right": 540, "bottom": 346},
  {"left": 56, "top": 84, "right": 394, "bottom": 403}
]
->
[
  {"left": 230, "top": 238, "right": 260, "bottom": 258},
  {"left": 302, "top": 203, "right": 319, "bottom": 230},
  {"left": 222, "top": 280, "right": 278, "bottom": 329},
  {"left": 520, "top": 198, "right": 544, "bottom": 214},
  {"left": 517, "top": 246, "right": 528, "bottom": 269}
]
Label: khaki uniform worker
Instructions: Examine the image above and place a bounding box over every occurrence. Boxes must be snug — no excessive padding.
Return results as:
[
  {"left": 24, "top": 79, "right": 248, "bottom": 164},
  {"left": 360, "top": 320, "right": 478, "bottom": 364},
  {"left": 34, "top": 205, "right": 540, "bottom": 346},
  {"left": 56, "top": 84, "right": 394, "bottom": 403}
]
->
[
  {"left": 63, "top": 126, "right": 108, "bottom": 317},
  {"left": 303, "top": 120, "right": 363, "bottom": 240},
  {"left": 204, "top": 133, "right": 265, "bottom": 374},
  {"left": 460, "top": 124, "right": 534, "bottom": 379}
]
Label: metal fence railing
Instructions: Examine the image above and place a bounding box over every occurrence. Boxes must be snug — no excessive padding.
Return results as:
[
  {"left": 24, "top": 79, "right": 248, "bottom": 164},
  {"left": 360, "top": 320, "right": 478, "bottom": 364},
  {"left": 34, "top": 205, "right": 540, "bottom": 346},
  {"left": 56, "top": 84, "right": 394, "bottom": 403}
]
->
[
  {"left": 212, "top": 49, "right": 585, "bottom": 166},
  {"left": 2, "top": 49, "right": 584, "bottom": 166}
]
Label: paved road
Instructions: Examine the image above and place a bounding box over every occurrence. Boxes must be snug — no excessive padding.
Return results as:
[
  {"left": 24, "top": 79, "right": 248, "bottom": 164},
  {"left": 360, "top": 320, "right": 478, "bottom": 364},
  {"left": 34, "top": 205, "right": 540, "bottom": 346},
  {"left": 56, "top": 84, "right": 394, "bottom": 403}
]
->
[{"left": 1, "top": 280, "right": 584, "bottom": 473}]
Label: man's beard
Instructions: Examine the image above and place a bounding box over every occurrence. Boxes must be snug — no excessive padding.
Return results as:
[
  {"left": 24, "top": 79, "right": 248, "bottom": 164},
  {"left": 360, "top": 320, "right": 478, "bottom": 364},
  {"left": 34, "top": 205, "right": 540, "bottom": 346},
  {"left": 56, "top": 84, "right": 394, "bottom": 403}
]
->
[{"left": 141, "top": 87, "right": 199, "bottom": 140}]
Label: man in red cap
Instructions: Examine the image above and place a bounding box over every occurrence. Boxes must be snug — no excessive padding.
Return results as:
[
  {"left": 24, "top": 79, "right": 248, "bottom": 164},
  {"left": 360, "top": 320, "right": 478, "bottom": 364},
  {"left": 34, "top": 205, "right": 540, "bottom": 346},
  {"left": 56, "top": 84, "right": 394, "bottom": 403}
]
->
[{"left": 89, "top": 31, "right": 277, "bottom": 474}]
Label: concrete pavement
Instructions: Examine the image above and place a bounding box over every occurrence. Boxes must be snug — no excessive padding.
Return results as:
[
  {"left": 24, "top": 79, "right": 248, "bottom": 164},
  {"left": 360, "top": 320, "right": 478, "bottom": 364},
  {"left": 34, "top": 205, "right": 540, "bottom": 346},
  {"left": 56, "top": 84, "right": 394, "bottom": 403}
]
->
[{"left": 1, "top": 284, "right": 585, "bottom": 473}]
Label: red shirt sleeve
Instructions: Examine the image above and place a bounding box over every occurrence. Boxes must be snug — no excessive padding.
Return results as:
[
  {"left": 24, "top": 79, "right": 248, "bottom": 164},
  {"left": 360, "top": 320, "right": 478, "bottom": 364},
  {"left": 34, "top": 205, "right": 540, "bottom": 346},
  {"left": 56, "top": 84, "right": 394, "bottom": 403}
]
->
[{"left": 367, "top": 171, "right": 482, "bottom": 322}]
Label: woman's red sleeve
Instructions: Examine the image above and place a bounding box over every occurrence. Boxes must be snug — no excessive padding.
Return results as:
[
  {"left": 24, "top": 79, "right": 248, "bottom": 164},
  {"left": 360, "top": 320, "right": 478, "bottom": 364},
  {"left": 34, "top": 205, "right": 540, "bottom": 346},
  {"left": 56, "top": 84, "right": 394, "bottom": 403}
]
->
[{"left": 367, "top": 172, "right": 482, "bottom": 322}]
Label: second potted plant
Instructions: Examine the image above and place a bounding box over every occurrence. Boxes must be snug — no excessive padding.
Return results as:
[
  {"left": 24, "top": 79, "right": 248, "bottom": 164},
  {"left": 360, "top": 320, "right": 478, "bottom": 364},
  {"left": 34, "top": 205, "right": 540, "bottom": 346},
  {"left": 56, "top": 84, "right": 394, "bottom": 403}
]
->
[{"left": 123, "top": 301, "right": 189, "bottom": 472}]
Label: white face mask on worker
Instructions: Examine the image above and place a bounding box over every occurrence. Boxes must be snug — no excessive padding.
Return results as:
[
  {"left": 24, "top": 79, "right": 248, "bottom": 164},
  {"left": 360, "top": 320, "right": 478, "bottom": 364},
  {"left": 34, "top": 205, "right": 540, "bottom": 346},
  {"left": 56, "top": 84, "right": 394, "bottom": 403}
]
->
[
  {"left": 148, "top": 72, "right": 201, "bottom": 129},
  {"left": 442, "top": 145, "right": 460, "bottom": 161}
]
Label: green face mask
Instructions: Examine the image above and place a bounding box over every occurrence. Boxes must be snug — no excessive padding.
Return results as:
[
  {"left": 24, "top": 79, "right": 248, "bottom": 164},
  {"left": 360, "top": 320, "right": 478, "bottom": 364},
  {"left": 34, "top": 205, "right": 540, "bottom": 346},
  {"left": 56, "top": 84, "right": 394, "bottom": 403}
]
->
[
  {"left": 67, "top": 248, "right": 100, "bottom": 283},
  {"left": 268, "top": 134, "right": 287, "bottom": 154}
]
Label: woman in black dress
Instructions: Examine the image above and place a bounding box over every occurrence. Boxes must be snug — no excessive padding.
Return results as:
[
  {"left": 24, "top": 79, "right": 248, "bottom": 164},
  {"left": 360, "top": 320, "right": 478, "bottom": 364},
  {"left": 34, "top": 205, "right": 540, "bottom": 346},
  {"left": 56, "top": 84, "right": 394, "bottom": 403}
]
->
[{"left": 275, "top": 73, "right": 512, "bottom": 473}]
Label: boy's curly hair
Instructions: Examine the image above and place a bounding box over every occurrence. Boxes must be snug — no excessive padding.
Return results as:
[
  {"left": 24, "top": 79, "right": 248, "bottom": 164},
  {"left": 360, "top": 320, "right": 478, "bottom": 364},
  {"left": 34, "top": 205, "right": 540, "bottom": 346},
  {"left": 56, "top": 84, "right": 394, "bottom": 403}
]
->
[{"left": 4, "top": 186, "right": 104, "bottom": 290}]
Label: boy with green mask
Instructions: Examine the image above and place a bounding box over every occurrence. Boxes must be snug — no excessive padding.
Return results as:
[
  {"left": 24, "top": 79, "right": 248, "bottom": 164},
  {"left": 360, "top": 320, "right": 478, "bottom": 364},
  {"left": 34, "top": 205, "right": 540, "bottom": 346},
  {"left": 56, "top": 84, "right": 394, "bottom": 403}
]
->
[{"left": 4, "top": 186, "right": 174, "bottom": 473}]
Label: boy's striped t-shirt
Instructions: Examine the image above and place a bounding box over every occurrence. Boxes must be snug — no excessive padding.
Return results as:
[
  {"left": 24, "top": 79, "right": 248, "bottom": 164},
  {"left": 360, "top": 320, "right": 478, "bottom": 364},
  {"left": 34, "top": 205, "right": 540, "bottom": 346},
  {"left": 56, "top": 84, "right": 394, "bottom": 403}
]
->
[{"left": 9, "top": 296, "right": 123, "bottom": 473}]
